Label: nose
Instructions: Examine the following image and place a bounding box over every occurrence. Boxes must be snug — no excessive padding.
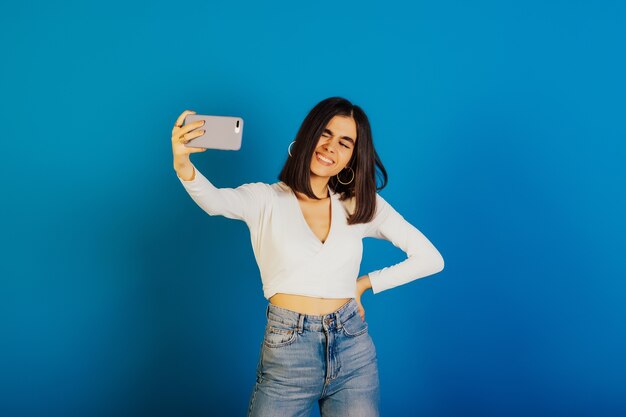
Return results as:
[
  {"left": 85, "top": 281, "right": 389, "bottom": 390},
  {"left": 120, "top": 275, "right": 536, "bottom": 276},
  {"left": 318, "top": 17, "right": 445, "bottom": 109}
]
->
[{"left": 323, "top": 140, "right": 337, "bottom": 154}]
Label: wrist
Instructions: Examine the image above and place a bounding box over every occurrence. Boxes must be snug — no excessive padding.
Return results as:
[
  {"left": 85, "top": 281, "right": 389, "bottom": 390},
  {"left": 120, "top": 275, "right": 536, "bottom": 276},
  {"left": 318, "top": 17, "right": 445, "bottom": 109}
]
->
[
  {"left": 357, "top": 275, "right": 372, "bottom": 292},
  {"left": 174, "top": 155, "right": 191, "bottom": 170}
]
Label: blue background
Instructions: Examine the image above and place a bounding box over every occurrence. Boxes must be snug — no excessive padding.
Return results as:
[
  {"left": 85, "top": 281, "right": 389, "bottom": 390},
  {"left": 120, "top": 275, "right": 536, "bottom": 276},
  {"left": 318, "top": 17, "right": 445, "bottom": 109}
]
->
[{"left": 1, "top": 1, "right": 625, "bottom": 416}]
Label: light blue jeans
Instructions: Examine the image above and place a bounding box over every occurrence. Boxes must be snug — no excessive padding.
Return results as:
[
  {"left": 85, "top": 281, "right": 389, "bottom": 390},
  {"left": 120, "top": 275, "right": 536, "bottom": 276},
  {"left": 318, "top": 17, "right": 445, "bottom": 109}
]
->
[{"left": 247, "top": 298, "right": 380, "bottom": 417}]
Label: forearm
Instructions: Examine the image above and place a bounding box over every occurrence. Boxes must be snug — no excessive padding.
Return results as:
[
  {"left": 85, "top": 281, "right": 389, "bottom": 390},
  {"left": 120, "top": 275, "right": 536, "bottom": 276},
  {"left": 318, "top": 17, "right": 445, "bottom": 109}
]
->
[{"left": 357, "top": 275, "right": 372, "bottom": 292}]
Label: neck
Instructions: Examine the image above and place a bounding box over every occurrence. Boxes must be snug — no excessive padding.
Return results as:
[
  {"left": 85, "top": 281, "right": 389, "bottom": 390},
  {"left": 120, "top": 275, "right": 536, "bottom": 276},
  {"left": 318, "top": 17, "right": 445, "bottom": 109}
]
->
[
  {"left": 295, "top": 175, "right": 330, "bottom": 200},
  {"left": 310, "top": 175, "right": 330, "bottom": 199}
]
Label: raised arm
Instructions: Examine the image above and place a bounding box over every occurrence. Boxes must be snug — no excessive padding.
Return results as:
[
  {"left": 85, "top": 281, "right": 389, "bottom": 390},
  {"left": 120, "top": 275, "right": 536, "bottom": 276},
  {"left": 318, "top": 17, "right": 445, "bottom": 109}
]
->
[
  {"left": 363, "top": 193, "right": 445, "bottom": 294},
  {"left": 176, "top": 162, "right": 271, "bottom": 228},
  {"left": 171, "top": 109, "right": 271, "bottom": 229}
]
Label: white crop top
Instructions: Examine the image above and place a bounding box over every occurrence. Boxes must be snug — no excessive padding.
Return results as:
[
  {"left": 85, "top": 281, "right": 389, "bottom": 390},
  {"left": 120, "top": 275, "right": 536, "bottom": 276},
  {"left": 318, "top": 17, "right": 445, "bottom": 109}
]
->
[{"left": 177, "top": 164, "right": 444, "bottom": 300}]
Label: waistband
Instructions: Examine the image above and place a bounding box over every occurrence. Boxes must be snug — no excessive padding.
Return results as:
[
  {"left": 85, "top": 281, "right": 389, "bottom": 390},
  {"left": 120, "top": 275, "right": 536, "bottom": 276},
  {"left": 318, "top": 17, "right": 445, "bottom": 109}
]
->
[{"left": 265, "top": 298, "right": 359, "bottom": 332}]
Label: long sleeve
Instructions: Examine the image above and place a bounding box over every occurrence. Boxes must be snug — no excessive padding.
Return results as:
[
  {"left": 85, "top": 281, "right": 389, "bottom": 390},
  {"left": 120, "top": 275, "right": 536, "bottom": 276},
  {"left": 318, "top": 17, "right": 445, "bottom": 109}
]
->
[
  {"left": 363, "top": 193, "right": 445, "bottom": 294},
  {"left": 176, "top": 164, "right": 271, "bottom": 230}
]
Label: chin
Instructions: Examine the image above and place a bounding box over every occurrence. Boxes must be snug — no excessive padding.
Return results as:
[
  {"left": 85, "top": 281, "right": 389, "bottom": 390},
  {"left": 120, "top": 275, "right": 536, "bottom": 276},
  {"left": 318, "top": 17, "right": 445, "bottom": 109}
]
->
[
  {"left": 311, "top": 169, "right": 330, "bottom": 178},
  {"left": 311, "top": 163, "right": 338, "bottom": 177}
]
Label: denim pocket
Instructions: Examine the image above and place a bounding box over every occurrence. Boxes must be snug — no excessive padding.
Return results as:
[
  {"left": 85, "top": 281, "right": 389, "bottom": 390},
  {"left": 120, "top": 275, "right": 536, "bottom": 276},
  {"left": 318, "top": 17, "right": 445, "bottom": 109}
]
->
[
  {"left": 263, "top": 321, "right": 298, "bottom": 348},
  {"left": 341, "top": 312, "right": 369, "bottom": 337}
]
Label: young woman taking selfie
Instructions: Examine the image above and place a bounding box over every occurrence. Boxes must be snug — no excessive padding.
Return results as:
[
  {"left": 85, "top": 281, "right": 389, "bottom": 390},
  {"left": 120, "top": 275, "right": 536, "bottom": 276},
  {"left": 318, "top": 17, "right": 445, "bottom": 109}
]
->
[{"left": 171, "top": 97, "right": 444, "bottom": 417}]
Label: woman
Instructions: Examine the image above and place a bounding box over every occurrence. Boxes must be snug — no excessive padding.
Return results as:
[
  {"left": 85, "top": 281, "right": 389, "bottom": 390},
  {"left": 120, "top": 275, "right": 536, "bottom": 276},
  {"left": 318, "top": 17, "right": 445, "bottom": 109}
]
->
[{"left": 171, "top": 97, "right": 444, "bottom": 416}]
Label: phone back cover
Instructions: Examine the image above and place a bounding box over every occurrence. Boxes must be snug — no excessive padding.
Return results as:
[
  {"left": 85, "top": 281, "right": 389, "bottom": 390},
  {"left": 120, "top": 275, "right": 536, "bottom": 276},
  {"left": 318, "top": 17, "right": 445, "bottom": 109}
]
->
[{"left": 183, "top": 115, "right": 244, "bottom": 150}]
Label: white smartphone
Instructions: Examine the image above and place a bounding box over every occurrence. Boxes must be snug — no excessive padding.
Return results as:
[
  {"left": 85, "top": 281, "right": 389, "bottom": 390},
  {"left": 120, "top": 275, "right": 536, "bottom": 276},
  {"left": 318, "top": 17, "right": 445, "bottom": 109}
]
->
[{"left": 183, "top": 114, "right": 244, "bottom": 150}]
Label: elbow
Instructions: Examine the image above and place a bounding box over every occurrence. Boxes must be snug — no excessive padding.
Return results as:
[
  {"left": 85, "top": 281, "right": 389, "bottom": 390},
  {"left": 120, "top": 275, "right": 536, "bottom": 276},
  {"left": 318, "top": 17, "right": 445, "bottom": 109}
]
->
[
  {"left": 433, "top": 253, "right": 445, "bottom": 273},
  {"left": 409, "top": 250, "right": 444, "bottom": 275}
]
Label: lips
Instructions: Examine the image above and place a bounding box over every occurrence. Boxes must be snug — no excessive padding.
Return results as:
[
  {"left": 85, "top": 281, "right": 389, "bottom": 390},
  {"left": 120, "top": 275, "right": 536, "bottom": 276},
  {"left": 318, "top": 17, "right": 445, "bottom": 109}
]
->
[{"left": 315, "top": 152, "right": 335, "bottom": 165}]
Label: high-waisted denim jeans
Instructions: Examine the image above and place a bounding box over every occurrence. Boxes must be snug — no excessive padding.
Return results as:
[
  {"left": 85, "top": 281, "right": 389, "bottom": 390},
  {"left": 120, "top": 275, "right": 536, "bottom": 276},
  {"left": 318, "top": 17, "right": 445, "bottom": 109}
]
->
[{"left": 247, "top": 298, "right": 380, "bottom": 417}]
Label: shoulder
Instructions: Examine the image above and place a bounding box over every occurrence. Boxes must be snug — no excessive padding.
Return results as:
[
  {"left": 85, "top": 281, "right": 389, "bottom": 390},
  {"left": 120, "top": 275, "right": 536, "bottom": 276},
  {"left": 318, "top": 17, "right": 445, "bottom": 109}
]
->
[
  {"left": 339, "top": 194, "right": 357, "bottom": 216},
  {"left": 336, "top": 191, "right": 392, "bottom": 218},
  {"left": 373, "top": 192, "right": 391, "bottom": 212},
  {"left": 228, "top": 182, "right": 276, "bottom": 210},
  {"left": 271, "top": 181, "right": 290, "bottom": 193},
  {"left": 269, "top": 181, "right": 292, "bottom": 198},
  {"left": 363, "top": 192, "right": 397, "bottom": 233}
]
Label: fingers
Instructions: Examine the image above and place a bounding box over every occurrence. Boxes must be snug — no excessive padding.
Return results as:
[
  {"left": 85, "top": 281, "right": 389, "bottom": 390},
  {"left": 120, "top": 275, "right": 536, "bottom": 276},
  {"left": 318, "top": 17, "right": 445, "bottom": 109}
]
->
[
  {"left": 179, "top": 127, "right": 205, "bottom": 144},
  {"left": 175, "top": 109, "right": 196, "bottom": 128},
  {"left": 173, "top": 119, "right": 205, "bottom": 137},
  {"left": 171, "top": 111, "right": 209, "bottom": 159},
  {"left": 355, "top": 297, "right": 366, "bottom": 321},
  {"left": 188, "top": 146, "right": 208, "bottom": 153}
]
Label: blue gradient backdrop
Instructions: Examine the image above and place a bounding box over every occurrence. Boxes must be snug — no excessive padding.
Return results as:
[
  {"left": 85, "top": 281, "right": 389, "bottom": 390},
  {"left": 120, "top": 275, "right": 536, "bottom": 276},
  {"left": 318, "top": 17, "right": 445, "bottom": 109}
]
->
[{"left": 1, "top": 1, "right": 625, "bottom": 416}]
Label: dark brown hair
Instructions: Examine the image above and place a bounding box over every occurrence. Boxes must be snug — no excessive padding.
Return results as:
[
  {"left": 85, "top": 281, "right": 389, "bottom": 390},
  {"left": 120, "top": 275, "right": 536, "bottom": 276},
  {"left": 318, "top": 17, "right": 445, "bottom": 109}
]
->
[{"left": 277, "top": 96, "right": 388, "bottom": 225}]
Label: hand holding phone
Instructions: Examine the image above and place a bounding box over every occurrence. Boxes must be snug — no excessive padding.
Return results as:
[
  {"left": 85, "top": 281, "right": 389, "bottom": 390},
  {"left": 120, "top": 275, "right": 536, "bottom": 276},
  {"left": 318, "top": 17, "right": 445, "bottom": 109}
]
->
[
  {"left": 171, "top": 110, "right": 208, "bottom": 161},
  {"left": 183, "top": 114, "right": 244, "bottom": 150}
]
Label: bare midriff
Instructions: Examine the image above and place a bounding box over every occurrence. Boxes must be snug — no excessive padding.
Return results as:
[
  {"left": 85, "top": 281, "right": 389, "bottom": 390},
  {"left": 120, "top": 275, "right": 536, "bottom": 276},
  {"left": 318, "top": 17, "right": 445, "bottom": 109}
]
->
[{"left": 269, "top": 293, "right": 353, "bottom": 315}]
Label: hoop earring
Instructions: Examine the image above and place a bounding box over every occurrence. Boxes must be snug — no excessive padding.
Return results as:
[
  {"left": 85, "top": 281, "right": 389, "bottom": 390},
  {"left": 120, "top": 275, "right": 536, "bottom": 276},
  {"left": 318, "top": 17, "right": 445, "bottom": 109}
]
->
[
  {"left": 336, "top": 166, "right": 355, "bottom": 185},
  {"left": 288, "top": 141, "right": 295, "bottom": 157}
]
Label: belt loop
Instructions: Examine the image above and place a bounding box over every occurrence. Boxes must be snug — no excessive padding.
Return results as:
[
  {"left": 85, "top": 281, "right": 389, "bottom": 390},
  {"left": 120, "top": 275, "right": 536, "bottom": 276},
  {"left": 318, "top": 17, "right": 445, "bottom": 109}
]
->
[
  {"left": 297, "top": 314, "right": 304, "bottom": 334},
  {"left": 335, "top": 312, "right": 342, "bottom": 330},
  {"left": 265, "top": 304, "right": 270, "bottom": 320}
]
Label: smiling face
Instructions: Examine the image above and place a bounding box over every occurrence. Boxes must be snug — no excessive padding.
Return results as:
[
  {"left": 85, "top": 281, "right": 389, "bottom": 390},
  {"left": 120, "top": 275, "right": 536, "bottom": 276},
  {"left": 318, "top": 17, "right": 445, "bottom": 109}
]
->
[{"left": 310, "top": 115, "right": 357, "bottom": 178}]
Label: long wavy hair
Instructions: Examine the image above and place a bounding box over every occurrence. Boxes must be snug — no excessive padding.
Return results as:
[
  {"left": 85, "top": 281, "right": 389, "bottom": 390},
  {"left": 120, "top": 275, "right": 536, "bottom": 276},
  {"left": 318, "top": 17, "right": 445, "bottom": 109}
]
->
[{"left": 278, "top": 96, "right": 388, "bottom": 225}]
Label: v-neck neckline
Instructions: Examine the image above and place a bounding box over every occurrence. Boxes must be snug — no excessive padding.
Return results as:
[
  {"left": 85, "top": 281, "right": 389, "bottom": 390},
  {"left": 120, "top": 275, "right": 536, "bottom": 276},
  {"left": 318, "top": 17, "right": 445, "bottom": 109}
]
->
[{"left": 288, "top": 183, "right": 335, "bottom": 247}]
